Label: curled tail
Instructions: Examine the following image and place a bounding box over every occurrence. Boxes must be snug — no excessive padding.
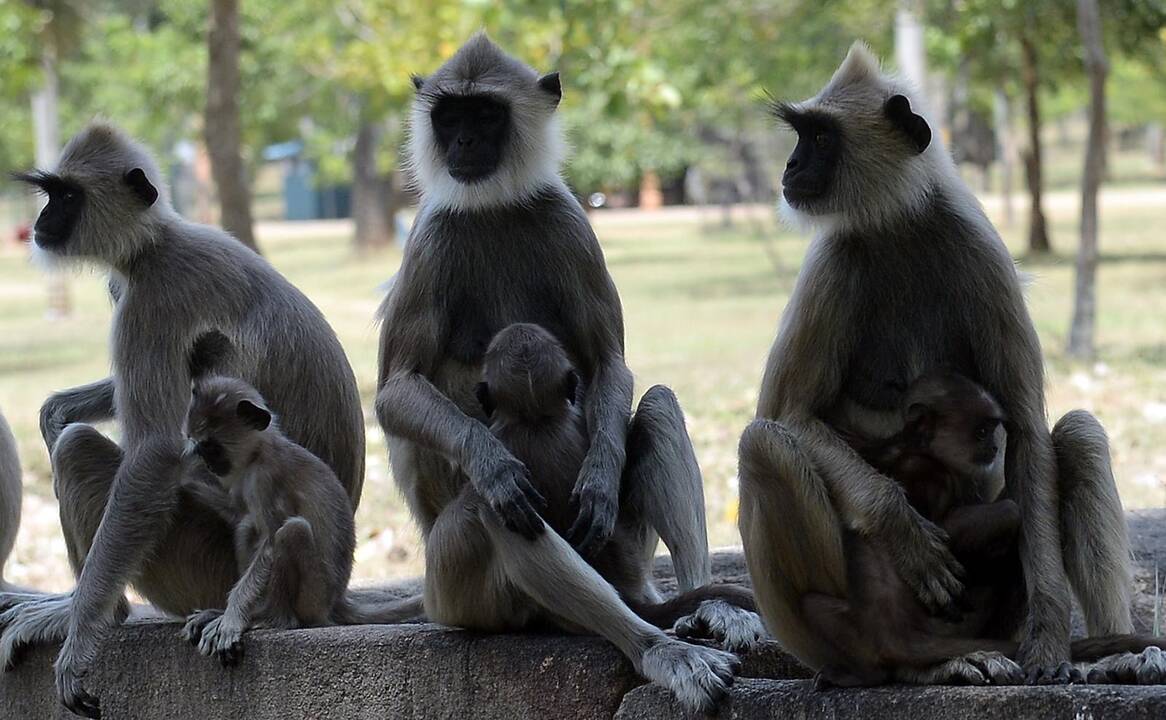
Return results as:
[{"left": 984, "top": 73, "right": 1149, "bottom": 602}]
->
[
  {"left": 628, "top": 583, "right": 757, "bottom": 629},
  {"left": 334, "top": 590, "right": 425, "bottom": 625}
]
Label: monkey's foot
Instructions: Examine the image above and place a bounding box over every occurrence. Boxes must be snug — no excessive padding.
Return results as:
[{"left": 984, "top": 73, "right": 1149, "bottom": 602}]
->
[
  {"left": 180, "top": 609, "right": 224, "bottom": 646},
  {"left": 1025, "top": 661, "right": 1084, "bottom": 685},
  {"left": 56, "top": 653, "right": 101, "bottom": 718},
  {"left": 1087, "top": 646, "right": 1166, "bottom": 684},
  {"left": 196, "top": 614, "right": 245, "bottom": 667},
  {"left": 673, "top": 599, "right": 766, "bottom": 652},
  {"left": 640, "top": 639, "right": 739, "bottom": 713},
  {"left": 0, "top": 593, "right": 72, "bottom": 670},
  {"left": 898, "top": 651, "right": 1025, "bottom": 686}
]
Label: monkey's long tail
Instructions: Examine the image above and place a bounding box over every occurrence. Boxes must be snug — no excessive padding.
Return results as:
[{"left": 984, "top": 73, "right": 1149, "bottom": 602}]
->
[
  {"left": 628, "top": 583, "right": 757, "bottom": 629},
  {"left": 333, "top": 590, "right": 426, "bottom": 625}
]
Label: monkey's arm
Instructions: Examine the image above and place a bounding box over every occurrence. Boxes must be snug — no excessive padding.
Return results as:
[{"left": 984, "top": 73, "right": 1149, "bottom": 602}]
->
[
  {"left": 569, "top": 267, "right": 634, "bottom": 556},
  {"left": 971, "top": 271, "right": 1072, "bottom": 675},
  {"left": 55, "top": 305, "right": 192, "bottom": 707},
  {"left": 39, "top": 378, "right": 116, "bottom": 450},
  {"left": 756, "top": 253, "right": 964, "bottom": 613},
  {"left": 375, "top": 298, "right": 546, "bottom": 540}
]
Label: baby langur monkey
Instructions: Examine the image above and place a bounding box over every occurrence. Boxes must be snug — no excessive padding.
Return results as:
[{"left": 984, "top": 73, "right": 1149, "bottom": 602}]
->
[
  {"left": 179, "top": 375, "right": 416, "bottom": 665},
  {"left": 477, "top": 324, "right": 760, "bottom": 640}
]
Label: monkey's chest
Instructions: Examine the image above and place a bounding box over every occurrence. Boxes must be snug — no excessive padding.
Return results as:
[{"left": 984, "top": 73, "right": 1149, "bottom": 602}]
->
[{"left": 843, "top": 286, "right": 975, "bottom": 411}]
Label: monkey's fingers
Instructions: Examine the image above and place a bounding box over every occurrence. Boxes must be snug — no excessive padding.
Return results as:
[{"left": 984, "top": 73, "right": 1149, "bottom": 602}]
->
[
  {"left": 514, "top": 473, "right": 548, "bottom": 513},
  {"left": 494, "top": 492, "right": 546, "bottom": 541}
]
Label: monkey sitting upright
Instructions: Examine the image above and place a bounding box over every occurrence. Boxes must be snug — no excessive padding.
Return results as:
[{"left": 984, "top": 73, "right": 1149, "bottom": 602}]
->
[{"left": 179, "top": 375, "right": 420, "bottom": 666}]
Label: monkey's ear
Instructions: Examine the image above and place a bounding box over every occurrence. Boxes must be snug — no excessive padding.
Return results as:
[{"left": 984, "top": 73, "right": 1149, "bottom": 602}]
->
[
  {"left": 884, "top": 94, "right": 931, "bottom": 155},
  {"left": 903, "top": 402, "right": 935, "bottom": 446},
  {"left": 124, "top": 168, "right": 159, "bottom": 207},
  {"left": 476, "top": 382, "right": 495, "bottom": 418},
  {"left": 538, "top": 72, "right": 561, "bottom": 104},
  {"left": 236, "top": 399, "right": 271, "bottom": 432},
  {"left": 411, "top": 74, "right": 426, "bottom": 91},
  {"left": 564, "top": 370, "right": 579, "bottom": 405}
]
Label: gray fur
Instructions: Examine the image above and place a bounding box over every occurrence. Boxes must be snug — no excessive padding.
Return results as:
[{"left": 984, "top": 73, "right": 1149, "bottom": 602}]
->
[
  {"left": 740, "top": 42, "right": 1135, "bottom": 685},
  {"left": 0, "top": 408, "right": 20, "bottom": 592},
  {"left": 179, "top": 376, "right": 420, "bottom": 666},
  {"left": 0, "top": 123, "right": 365, "bottom": 717},
  {"left": 378, "top": 36, "right": 757, "bottom": 712}
]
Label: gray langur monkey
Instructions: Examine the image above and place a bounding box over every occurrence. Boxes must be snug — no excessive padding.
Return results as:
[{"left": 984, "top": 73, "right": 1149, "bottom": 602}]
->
[
  {"left": 375, "top": 34, "right": 763, "bottom": 712},
  {"left": 0, "top": 408, "right": 21, "bottom": 593},
  {"left": 0, "top": 123, "right": 366, "bottom": 718},
  {"left": 738, "top": 42, "right": 1147, "bottom": 686},
  {"left": 179, "top": 375, "right": 421, "bottom": 666}
]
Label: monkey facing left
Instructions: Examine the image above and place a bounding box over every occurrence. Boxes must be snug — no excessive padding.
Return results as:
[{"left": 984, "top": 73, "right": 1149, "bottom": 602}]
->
[{"left": 0, "top": 123, "right": 366, "bottom": 718}]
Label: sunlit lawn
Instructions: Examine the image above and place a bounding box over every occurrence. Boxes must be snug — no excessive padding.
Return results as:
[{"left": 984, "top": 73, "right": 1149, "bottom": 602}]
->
[{"left": 2, "top": 188, "right": 1164, "bottom": 592}]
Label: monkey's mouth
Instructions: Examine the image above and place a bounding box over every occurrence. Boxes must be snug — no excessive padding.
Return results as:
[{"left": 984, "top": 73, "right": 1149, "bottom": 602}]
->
[
  {"left": 32, "top": 232, "right": 67, "bottom": 250},
  {"left": 448, "top": 165, "right": 497, "bottom": 183},
  {"left": 781, "top": 185, "right": 825, "bottom": 207}
]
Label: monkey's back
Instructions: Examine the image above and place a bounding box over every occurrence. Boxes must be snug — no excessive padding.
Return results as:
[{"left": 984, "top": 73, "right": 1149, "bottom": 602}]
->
[
  {"left": 0, "top": 408, "right": 20, "bottom": 582},
  {"left": 117, "top": 222, "right": 365, "bottom": 508}
]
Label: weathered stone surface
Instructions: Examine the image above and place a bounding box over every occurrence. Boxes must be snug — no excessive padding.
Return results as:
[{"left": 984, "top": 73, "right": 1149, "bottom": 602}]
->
[
  {"left": 615, "top": 679, "right": 1166, "bottom": 720},
  {"left": 3, "top": 510, "right": 1164, "bottom": 719}
]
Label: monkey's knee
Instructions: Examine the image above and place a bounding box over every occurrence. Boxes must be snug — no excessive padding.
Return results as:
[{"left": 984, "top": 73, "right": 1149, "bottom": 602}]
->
[
  {"left": 51, "top": 424, "right": 121, "bottom": 495},
  {"left": 738, "top": 419, "right": 801, "bottom": 482},
  {"left": 273, "top": 517, "right": 315, "bottom": 553}
]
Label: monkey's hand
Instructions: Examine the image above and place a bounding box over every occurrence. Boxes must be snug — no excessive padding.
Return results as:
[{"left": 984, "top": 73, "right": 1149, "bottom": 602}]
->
[
  {"left": 1017, "top": 609, "right": 1078, "bottom": 685},
  {"left": 55, "top": 634, "right": 101, "bottom": 719},
  {"left": 886, "top": 513, "right": 966, "bottom": 618},
  {"left": 39, "top": 396, "right": 69, "bottom": 452},
  {"left": 197, "top": 614, "right": 246, "bottom": 667},
  {"left": 567, "top": 456, "right": 619, "bottom": 557},
  {"left": 471, "top": 449, "right": 547, "bottom": 540}
]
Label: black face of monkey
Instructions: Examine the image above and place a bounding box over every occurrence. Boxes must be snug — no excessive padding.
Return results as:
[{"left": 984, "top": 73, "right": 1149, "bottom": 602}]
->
[
  {"left": 430, "top": 95, "right": 511, "bottom": 183},
  {"left": 775, "top": 109, "right": 842, "bottom": 207},
  {"left": 13, "top": 171, "right": 87, "bottom": 250}
]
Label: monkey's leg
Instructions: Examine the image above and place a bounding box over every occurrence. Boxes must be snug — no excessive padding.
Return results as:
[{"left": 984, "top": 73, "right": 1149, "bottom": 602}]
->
[
  {"left": 39, "top": 379, "right": 115, "bottom": 452},
  {"left": 1052, "top": 410, "right": 1133, "bottom": 637},
  {"left": 193, "top": 536, "right": 276, "bottom": 667},
  {"left": 737, "top": 419, "right": 848, "bottom": 672},
  {"left": 480, "top": 505, "right": 740, "bottom": 714},
  {"left": 0, "top": 424, "right": 125, "bottom": 670},
  {"left": 623, "top": 385, "right": 710, "bottom": 592}
]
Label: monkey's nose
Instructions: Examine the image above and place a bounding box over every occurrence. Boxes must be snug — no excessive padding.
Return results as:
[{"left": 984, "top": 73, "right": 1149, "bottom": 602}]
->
[{"left": 457, "top": 135, "right": 475, "bottom": 147}]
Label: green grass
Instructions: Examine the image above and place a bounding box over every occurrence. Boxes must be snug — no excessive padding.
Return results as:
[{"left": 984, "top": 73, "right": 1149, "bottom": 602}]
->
[{"left": 2, "top": 189, "right": 1164, "bottom": 592}]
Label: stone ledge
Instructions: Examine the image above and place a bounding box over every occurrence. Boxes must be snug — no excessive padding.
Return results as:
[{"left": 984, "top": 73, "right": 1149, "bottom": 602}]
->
[
  {"left": 0, "top": 621, "right": 802, "bottom": 720},
  {"left": 615, "top": 679, "right": 1166, "bottom": 720},
  {"left": 3, "top": 510, "right": 1163, "bottom": 719}
]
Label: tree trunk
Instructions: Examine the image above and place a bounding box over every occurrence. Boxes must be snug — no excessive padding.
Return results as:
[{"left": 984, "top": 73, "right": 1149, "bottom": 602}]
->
[
  {"left": 205, "top": 0, "right": 259, "bottom": 253},
  {"left": 352, "top": 121, "right": 396, "bottom": 251},
  {"left": 31, "top": 48, "right": 71, "bottom": 318},
  {"left": 993, "top": 90, "right": 1016, "bottom": 228},
  {"left": 1020, "top": 33, "right": 1051, "bottom": 254},
  {"left": 1068, "top": 0, "right": 1108, "bottom": 360}
]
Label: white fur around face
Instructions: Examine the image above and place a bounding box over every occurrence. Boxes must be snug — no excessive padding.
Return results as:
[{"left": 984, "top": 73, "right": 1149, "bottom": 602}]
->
[{"left": 407, "top": 104, "right": 566, "bottom": 213}]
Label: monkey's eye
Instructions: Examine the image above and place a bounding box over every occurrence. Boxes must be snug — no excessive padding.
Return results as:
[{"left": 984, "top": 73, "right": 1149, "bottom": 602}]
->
[
  {"left": 974, "top": 427, "right": 988, "bottom": 441},
  {"left": 814, "top": 132, "right": 832, "bottom": 149},
  {"left": 61, "top": 190, "right": 76, "bottom": 202}
]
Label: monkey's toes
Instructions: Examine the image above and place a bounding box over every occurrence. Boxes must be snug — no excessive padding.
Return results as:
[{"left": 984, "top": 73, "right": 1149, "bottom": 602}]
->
[
  {"left": 641, "top": 640, "right": 739, "bottom": 713},
  {"left": 58, "top": 664, "right": 100, "bottom": 719},
  {"left": 1086, "top": 647, "right": 1166, "bottom": 685},
  {"left": 180, "top": 609, "right": 223, "bottom": 647},
  {"left": 674, "top": 599, "right": 766, "bottom": 652},
  {"left": 965, "top": 651, "right": 1024, "bottom": 686},
  {"left": 1027, "top": 661, "right": 1080, "bottom": 685}
]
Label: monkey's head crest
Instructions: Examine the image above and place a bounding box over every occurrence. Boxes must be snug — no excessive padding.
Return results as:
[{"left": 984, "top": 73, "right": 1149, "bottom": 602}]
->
[
  {"left": 406, "top": 32, "right": 567, "bottom": 213},
  {"left": 774, "top": 40, "right": 957, "bottom": 235}
]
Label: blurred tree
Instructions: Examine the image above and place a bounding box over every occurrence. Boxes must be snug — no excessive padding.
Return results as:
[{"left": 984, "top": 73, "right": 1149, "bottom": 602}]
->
[
  {"left": 206, "top": 0, "right": 258, "bottom": 252},
  {"left": 1067, "top": 0, "right": 1107, "bottom": 359}
]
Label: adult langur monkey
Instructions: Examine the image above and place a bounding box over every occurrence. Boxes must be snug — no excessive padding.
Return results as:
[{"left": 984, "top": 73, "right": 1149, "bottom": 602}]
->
[
  {"left": 0, "top": 124, "right": 410, "bottom": 717},
  {"left": 738, "top": 42, "right": 1151, "bottom": 685},
  {"left": 0, "top": 408, "right": 21, "bottom": 593},
  {"left": 375, "top": 34, "right": 762, "bottom": 712}
]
